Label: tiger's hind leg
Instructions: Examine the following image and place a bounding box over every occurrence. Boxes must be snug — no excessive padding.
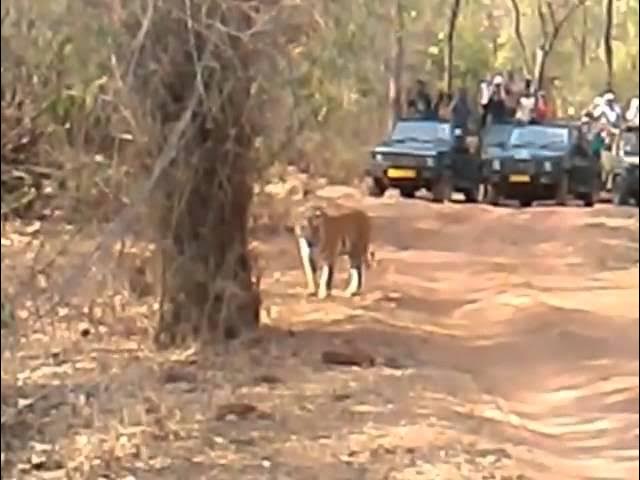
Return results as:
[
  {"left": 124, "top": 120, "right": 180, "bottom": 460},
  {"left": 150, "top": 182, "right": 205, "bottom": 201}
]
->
[
  {"left": 344, "top": 257, "right": 363, "bottom": 297},
  {"left": 317, "top": 263, "right": 334, "bottom": 299}
]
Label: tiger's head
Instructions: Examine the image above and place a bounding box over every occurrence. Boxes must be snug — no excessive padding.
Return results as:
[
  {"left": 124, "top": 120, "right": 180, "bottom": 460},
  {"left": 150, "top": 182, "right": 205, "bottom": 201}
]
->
[{"left": 293, "top": 204, "right": 327, "bottom": 244}]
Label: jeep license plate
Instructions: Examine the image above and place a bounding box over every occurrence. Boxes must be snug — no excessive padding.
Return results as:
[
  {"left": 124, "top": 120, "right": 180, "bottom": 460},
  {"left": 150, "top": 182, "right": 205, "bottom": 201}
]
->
[
  {"left": 509, "top": 174, "right": 531, "bottom": 183},
  {"left": 387, "top": 168, "right": 417, "bottom": 179}
]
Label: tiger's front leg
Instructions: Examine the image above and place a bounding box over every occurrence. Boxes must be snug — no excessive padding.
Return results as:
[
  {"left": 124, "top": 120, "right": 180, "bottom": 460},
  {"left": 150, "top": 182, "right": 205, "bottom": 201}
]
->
[{"left": 297, "top": 237, "right": 317, "bottom": 296}]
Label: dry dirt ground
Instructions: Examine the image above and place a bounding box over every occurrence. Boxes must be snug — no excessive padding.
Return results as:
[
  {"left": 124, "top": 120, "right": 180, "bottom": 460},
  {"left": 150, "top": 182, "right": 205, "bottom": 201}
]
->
[{"left": 1, "top": 188, "right": 639, "bottom": 480}]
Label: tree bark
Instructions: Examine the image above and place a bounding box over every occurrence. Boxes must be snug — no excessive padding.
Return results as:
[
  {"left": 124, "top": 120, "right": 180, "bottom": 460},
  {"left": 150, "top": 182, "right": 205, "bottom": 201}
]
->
[
  {"left": 603, "top": 0, "right": 614, "bottom": 90},
  {"left": 444, "top": 0, "right": 462, "bottom": 94},
  {"left": 136, "top": 1, "right": 263, "bottom": 347},
  {"left": 508, "top": 0, "right": 533, "bottom": 76},
  {"left": 579, "top": 5, "right": 588, "bottom": 70},
  {"left": 388, "top": 0, "right": 405, "bottom": 129}
]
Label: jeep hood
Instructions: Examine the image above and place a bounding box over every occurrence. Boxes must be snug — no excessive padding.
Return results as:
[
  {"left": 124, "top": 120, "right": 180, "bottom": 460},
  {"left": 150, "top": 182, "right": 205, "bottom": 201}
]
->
[
  {"left": 372, "top": 140, "right": 447, "bottom": 157},
  {"left": 504, "top": 147, "right": 565, "bottom": 160},
  {"left": 483, "top": 145, "right": 511, "bottom": 159}
]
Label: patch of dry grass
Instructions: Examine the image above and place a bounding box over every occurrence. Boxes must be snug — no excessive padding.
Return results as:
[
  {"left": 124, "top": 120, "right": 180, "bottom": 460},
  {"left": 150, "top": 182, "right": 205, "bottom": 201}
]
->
[{"left": 1, "top": 211, "right": 532, "bottom": 480}]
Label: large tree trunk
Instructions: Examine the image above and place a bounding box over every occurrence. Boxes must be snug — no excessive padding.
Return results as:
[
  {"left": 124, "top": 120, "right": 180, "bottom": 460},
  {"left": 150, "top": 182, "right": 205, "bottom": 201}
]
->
[
  {"left": 444, "top": 0, "right": 462, "bottom": 94},
  {"left": 126, "top": 2, "right": 263, "bottom": 347},
  {"left": 388, "top": 0, "right": 405, "bottom": 130},
  {"left": 603, "top": 0, "right": 614, "bottom": 90}
]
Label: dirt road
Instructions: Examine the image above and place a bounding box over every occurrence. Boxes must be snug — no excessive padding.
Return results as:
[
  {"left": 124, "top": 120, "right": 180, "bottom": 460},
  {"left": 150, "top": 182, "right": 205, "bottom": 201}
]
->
[
  {"left": 253, "top": 192, "right": 639, "bottom": 480},
  {"left": 2, "top": 190, "right": 638, "bottom": 479}
]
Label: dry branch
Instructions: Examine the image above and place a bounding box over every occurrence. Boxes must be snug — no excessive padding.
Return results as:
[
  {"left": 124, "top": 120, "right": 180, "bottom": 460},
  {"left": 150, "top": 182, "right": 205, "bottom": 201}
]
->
[
  {"left": 508, "top": 0, "right": 533, "bottom": 75},
  {"left": 533, "top": 0, "right": 587, "bottom": 90}
]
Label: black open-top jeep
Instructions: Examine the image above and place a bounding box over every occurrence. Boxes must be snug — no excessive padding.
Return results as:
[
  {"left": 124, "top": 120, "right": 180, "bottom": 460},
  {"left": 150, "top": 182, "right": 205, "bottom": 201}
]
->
[
  {"left": 482, "top": 122, "right": 601, "bottom": 207},
  {"left": 612, "top": 126, "right": 639, "bottom": 206},
  {"left": 366, "top": 118, "right": 482, "bottom": 202}
]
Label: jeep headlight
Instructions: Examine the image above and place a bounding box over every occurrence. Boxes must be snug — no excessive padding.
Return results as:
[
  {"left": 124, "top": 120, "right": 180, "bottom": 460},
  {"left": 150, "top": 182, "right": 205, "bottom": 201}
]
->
[
  {"left": 375, "top": 153, "right": 384, "bottom": 162},
  {"left": 543, "top": 160, "right": 552, "bottom": 172},
  {"left": 491, "top": 159, "right": 501, "bottom": 171},
  {"left": 425, "top": 156, "right": 435, "bottom": 167}
]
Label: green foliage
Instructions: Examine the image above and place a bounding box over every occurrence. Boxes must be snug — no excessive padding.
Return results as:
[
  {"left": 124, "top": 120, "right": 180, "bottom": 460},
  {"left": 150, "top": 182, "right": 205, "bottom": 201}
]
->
[{"left": 1, "top": 0, "right": 639, "bottom": 190}]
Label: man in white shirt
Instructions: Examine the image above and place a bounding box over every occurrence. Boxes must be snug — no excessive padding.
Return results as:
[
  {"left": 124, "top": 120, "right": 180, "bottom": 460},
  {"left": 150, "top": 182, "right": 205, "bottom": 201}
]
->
[
  {"left": 625, "top": 97, "right": 639, "bottom": 126},
  {"left": 593, "top": 91, "right": 622, "bottom": 127},
  {"left": 515, "top": 78, "right": 535, "bottom": 123}
]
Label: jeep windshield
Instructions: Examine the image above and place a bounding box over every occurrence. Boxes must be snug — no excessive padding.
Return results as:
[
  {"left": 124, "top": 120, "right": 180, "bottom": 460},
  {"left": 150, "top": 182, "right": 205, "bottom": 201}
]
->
[
  {"left": 622, "top": 130, "right": 639, "bottom": 156},
  {"left": 483, "top": 124, "right": 514, "bottom": 148},
  {"left": 509, "top": 125, "right": 569, "bottom": 151},
  {"left": 389, "top": 121, "right": 450, "bottom": 144}
]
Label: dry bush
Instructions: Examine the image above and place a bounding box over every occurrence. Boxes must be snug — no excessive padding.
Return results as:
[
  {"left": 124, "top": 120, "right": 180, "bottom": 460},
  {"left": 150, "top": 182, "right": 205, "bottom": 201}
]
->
[{"left": 0, "top": 0, "right": 310, "bottom": 349}]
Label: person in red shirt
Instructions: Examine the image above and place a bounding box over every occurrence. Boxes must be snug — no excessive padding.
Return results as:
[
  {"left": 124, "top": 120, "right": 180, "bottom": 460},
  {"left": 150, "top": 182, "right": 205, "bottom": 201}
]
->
[{"left": 534, "top": 91, "right": 551, "bottom": 122}]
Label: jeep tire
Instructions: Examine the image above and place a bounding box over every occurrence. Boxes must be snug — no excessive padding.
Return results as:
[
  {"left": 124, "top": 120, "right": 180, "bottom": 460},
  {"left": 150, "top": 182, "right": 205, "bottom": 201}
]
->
[
  {"left": 367, "top": 177, "right": 387, "bottom": 198},
  {"left": 484, "top": 183, "right": 501, "bottom": 206},
  {"left": 399, "top": 186, "right": 417, "bottom": 199},
  {"left": 612, "top": 175, "right": 630, "bottom": 206},
  {"left": 463, "top": 184, "right": 481, "bottom": 203},
  {"left": 555, "top": 171, "right": 569, "bottom": 206},
  {"left": 432, "top": 174, "right": 452, "bottom": 203}
]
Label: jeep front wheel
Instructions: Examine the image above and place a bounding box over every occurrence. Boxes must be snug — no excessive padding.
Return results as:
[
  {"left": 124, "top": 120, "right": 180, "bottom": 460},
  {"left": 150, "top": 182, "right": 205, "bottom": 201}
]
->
[
  {"left": 612, "top": 176, "right": 630, "bottom": 206},
  {"left": 432, "top": 174, "right": 452, "bottom": 203},
  {"left": 463, "top": 184, "right": 481, "bottom": 203},
  {"left": 367, "top": 178, "right": 387, "bottom": 198},
  {"left": 555, "top": 172, "right": 569, "bottom": 206},
  {"left": 484, "top": 183, "right": 501, "bottom": 206},
  {"left": 399, "top": 186, "right": 416, "bottom": 199}
]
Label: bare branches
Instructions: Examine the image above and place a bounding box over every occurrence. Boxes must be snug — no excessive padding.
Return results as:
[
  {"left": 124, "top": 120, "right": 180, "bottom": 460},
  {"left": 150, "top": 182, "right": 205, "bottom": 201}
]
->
[
  {"left": 534, "top": 0, "right": 588, "bottom": 89},
  {"left": 541, "top": 0, "right": 587, "bottom": 48},
  {"left": 508, "top": 0, "right": 533, "bottom": 75},
  {"left": 603, "top": 0, "right": 614, "bottom": 89},
  {"left": 126, "top": 0, "right": 155, "bottom": 87},
  {"left": 389, "top": 0, "right": 405, "bottom": 126},
  {"left": 537, "top": 0, "right": 550, "bottom": 43},
  {"left": 444, "top": 0, "right": 463, "bottom": 94}
]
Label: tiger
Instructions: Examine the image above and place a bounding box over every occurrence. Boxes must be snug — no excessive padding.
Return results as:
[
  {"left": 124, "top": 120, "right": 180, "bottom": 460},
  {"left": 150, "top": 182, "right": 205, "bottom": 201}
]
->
[{"left": 293, "top": 204, "right": 374, "bottom": 299}]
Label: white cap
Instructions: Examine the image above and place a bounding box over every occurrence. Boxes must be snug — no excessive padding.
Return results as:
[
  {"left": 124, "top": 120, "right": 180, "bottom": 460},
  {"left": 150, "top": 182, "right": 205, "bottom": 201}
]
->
[
  {"left": 603, "top": 92, "right": 615, "bottom": 102},
  {"left": 492, "top": 74, "right": 504, "bottom": 85}
]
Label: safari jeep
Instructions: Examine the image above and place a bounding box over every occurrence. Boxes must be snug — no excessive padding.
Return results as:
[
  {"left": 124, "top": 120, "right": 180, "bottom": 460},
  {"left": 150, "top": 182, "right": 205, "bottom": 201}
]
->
[
  {"left": 612, "top": 126, "right": 639, "bottom": 206},
  {"left": 366, "top": 118, "right": 482, "bottom": 202},
  {"left": 482, "top": 122, "right": 600, "bottom": 207}
]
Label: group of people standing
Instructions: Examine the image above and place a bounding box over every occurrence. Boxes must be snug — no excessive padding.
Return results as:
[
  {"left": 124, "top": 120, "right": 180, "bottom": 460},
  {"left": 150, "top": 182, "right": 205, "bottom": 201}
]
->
[
  {"left": 405, "top": 72, "right": 638, "bottom": 140},
  {"left": 480, "top": 74, "right": 554, "bottom": 126},
  {"left": 405, "top": 72, "right": 555, "bottom": 133},
  {"left": 582, "top": 92, "right": 638, "bottom": 129},
  {"left": 580, "top": 91, "right": 639, "bottom": 171}
]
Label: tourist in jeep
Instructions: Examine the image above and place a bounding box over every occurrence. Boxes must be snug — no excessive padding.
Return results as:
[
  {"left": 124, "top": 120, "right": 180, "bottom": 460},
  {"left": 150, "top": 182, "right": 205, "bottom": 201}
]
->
[
  {"left": 625, "top": 97, "right": 639, "bottom": 127},
  {"left": 410, "top": 79, "right": 434, "bottom": 119},
  {"left": 594, "top": 91, "right": 623, "bottom": 128},
  {"left": 486, "top": 76, "right": 508, "bottom": 125},
  {"left": 515, "top": 78, "right": 536, "bottom": 124}
]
